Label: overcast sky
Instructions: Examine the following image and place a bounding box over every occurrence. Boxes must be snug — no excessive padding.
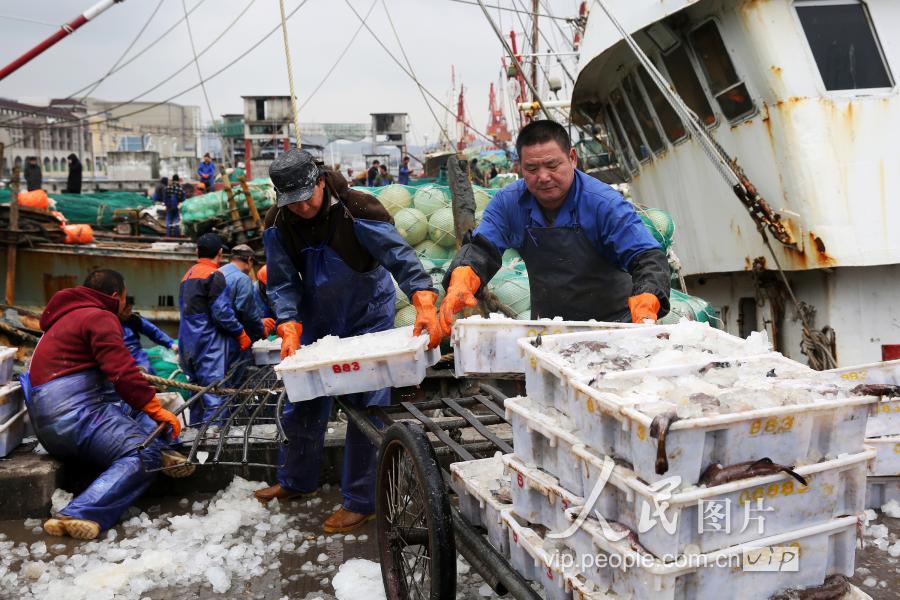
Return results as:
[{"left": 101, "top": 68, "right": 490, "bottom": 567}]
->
[{"left": 0, "top": 0, "right": 582, "bottom": 147}]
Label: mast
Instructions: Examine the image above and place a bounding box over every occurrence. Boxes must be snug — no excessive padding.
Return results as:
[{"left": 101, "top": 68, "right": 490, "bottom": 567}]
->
[{"left": 530, "top": 0, "right": 539, "bottom": 103}]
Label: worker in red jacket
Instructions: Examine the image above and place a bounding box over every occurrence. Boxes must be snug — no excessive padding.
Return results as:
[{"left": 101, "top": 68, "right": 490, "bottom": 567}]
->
[{"left": 24, "top": 269, "right": 194, "bottom": 541}]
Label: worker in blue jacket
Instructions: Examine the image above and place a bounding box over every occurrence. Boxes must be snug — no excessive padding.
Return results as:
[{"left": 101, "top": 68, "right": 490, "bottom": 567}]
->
[
  {"left": 440, "top": 120, "right": 670, "bottom": 333},
  {"left": 120, "top": 297, "right": 177, "bottom": 374},
  {"left": 254, "top": 265, "right": 275, "bottom": 320},
  {"left": 178, "top": 233, "right": 252, "bottom": 426},
  {"left": 255, "top": 149, "right": 441, "bottom": 534},
  {"left": 197, "top": 153, "right": 216, "bottom": 192}
]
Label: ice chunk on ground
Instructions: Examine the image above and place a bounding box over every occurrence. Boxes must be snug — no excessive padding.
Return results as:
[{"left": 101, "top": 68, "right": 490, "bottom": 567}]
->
[
  {"left": 332, "top": 559, "right": 385, "bottom": 600},
  {"left": 205, "top": 566, "right": 231, "bottom": 593},
  {"left": 50, "top": 489, "right": 73, "bottom": 514}
]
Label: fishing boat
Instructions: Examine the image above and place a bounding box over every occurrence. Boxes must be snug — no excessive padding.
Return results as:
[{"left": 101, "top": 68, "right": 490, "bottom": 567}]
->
[{"left": 568, "top": 0, "right": 899, "bottom": 367}]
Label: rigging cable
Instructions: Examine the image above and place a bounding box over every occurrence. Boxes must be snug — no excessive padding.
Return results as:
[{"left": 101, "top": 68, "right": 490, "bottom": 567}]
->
[
  {"left": 342, "top": 0, "right": 496, "bottom": 145},
  {"left": 278, "top": 0, "right": 302, "bottom": 148},
  {"left": 0, "top": 0, "right": 310, "bottom": 139},
  {"left": 80, "top": 0, "right": 166, "bottom": 100},
  {"left": 380, "top": 0, "right": 454, "bottom": 148}
]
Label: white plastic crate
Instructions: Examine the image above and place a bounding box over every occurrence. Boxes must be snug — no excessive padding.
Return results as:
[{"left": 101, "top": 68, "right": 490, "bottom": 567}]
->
[
  {"left": 559, "top": 513, "right": 859, "bottom": 600},
  {"left": 506, "top": 446, "right": 871, "bottom": 558},
  {"left": 252, "top": 338, "right": 282, "bottom": 366},
  {"left": 505, "top": 396, "right": 585, "bottom": 495},
  {"left": 274, "top": 327, "right": 440, "bottom": 402},
  {"left": 449, "top": 456, "right": 513, "bottom": 557},
  {"left": 864, "top": 396, "right": 900, "bottom": 438},
  {"left": 501, "top": 510, "right": 575, "bottom": 600},
  {"left": 503, "top": 454, "right": 584, "bottom": 533},
  {"left": 866, "top": 476, "right": 900, "bottom": 509},
  {"left": 524, "top": 355, "right": 874, "bottom": 488},
  {"left": 0, "top": 347, "right": 15, "bottom": 386},
  {"left": 866, "top": 436, "right": 900, "bottom": 476},
  {"left": 0, "top": 406, "right": 26, "bottom": 457},
  {"left": 828, "top": 359, "right": 900, "bottom": 385},
  {"left": 451, "top": 316, "right": 632, "bottom": 377},
  {"left": 0, "top": 382, "right": 23, "bottom": 424}
]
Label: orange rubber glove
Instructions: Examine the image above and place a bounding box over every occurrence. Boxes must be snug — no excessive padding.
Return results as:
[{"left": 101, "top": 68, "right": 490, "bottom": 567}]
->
[
  {"left": 277, "top": 321, "right": 303, "bottom": 359},
  {"left": 412, "top": 290, "right": 441, "bottom": 349},
  {"left": 142, "top": 396, "right": 181, "bottom": 439},
  {"left": 439, "top": 266, "right": 481, "bottom": 337},
  {"left": 628, "top": 293, "right": 661, "bottom": 324},
  {"left": 236, "top": 330, "right": 252, "bottom": 352},
  {"left": 262, "top": 318, "right": 276, "bottom": 337}
]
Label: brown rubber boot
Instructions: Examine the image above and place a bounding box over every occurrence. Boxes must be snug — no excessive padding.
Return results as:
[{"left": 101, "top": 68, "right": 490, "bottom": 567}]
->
[
  {"left": 322, "top": 507, "right": 374, "bottom": 534},
  {"left": 43, "top": 516, "right": 100, "bottom": 540},
  {"left": 253, "top": 483, "right": 316, "bottom": 504},
  {"left": 161, "top": 450, "right": 196, "bottom": 478}
]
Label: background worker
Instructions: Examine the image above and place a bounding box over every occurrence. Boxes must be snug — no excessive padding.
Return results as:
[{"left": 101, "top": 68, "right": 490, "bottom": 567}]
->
[
  {"left": 219, "top": 244, "right": 275, "bottom": 381},
  {"left": 441, "top": 120, "right": 670, "bottom": 333},
  {"left": 25, "top": 269, "right": 191, "bottom": 540},
  {"left": 366, "top": 159, "right": 380, "bottom": 186},
  {"left": 65, "top": 153, "right": 83, "bottom": 194},
  {"left": 165, "top": 175, "right": 186, "bottom": 237},
  {"left": 178, "top": 233, "right": 252, "bottom": 425},
  {"left": 254, "top": 265, "right": 275, "bottom": 320},
  {"left": 375, "top": 163, "right": 393, "bottom": 186},
  {"left": 256, "top": 150, "right": 440, "bottom": 533},
  {"left": 397, "top": 156, "right": 411, "bottom": 185},
  {"left": 24, "top": 156, "right": 42, "bottom": 191},
  {"left": 197, "top": 153, "right": 216, "bottom": 192},
  {"left": 120, "top": 296, "right": 177, "bottom": 374}
]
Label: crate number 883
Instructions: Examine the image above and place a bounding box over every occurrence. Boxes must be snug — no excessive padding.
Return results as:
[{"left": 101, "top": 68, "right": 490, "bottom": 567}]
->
[
  {"left": 749, "top": 416, "right": 794, "bottom": 436},
  {"left": 332, "top": 362, "right": 361, "bottom": 374}
]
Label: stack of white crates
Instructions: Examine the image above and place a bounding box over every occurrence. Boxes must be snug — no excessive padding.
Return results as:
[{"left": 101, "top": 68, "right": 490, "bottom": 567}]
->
[
  {"left": 0, "top": 346, "right": 24, "bottom": 457},
  {"left": 829, "top": 360, "right": 900, "bottom": 509},
  {"left": 451, "top": 324, "right": 878, "bottom": 600}
]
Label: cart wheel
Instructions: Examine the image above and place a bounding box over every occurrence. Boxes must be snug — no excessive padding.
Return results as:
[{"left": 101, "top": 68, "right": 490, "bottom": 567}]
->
[{"left": 376, "top": 422, "right": 456, "bottom": 600}]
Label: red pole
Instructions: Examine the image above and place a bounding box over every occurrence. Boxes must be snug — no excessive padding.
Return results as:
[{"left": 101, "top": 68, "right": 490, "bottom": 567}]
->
[
  {"left": 244, "top": 139, "right": 252, "bottom": 180},
  {"left": 283, "top": 138, "right": 290, "bottom": 153},
  {"left": 0, "top": 0, "right": 122, "bottom": 82}
]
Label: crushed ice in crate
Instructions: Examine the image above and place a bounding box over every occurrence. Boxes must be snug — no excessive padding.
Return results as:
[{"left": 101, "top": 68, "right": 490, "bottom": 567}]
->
[
  {"left": 553, "top": 321, "right": 774, "bottom": 374},
  {"left": 279, "top": 326, "right": 424, "bottom": 368},
  {"left": 0, "top": 477, "right": 305, "bottom": 600}
]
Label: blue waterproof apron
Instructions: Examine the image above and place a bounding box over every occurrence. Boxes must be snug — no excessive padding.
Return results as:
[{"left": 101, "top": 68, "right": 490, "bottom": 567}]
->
[
  {"left": 519, "top": 211, "right": 632, "bottom": 322},
  {"left": 21, "top": 369, "right": 170, "bottom": 531},
  {"left": 277, "top": 215, "right": 394, "bottom": 514}
]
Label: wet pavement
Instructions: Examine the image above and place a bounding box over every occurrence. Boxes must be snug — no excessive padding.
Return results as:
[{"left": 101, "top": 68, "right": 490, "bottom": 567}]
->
[{"left": 0, "top": 484, "right": 897, "bottom": 599}]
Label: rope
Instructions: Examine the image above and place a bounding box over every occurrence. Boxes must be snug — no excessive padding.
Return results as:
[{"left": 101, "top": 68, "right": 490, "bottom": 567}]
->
[
  {"left": 142, "top": 372, "right": 277, "bottom": 396},
  {"left": 278, "top": 0, "right": 302, "bottom": 149}
]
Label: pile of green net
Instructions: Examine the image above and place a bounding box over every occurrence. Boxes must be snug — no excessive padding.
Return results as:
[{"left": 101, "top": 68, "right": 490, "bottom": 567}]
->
[
  {"left": 146, "top": 344, "right": 191, "bottom": 399},
  {"left": 0, "top": 188, "right": 149, "bottom": 228},
  {"left": 658, "top": 289, "right": 717, "bottom": 324},
  {"left": 180, "top": 178, "right": 275, "bottom": 226}
]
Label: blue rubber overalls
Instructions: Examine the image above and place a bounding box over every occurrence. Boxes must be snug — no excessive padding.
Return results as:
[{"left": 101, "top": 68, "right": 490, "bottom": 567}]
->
[
  {"left": 268, "top": 227, "right": 395, "bottom": 515},
  {"left": 21, "top": 370, "right": 171, "bottom": 531}
]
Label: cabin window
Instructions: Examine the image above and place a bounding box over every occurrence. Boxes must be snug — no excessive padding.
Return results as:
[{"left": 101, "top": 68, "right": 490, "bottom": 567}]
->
[
  {"left": 795, "top": 0, "right": 893, "bottom": 91},
  {"left": 610, "top": 89, "right": 650, "bottom": 162},
  {"left": 638, "top": 66, "right": 687, "bottom": 143},
  {"left": 689, "top": 21, "right": 756, "bottom": 120},
  {"left": 622, "top": 74, "right": 665, "bottom": 154},
  {"left": 603, "top": 106, "right": 636, "bottom": 172},
  {"left": 662, "top": 45, "right": 716, "bottom": 127}
]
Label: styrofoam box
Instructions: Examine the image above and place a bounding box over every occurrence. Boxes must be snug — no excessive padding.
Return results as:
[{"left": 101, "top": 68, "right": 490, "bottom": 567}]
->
[
  {"left": 866, "top": 476, "right": 900, "bottom": 509},
  {"left": 501, "top": 509, "right": 577, "bottom": 600},
  {"left": 252, "top": 339, "right": 282, "bottom": 366},
  {"left": 866, "top": 436, "right": 900, "bottom": 476},
  {"left": 451, "top": 316, "right": 633, "bottom": 377},
  {"left": 0, "top": 382, "right": 23, "bottom": 424},
  {"left": 504, "top": 448, "right": 871, "bottom": 558},
  {"left": 0, "top": 347, "right": 15, "bottom": 386},
  {"left": 274, "top": 327, "right": 440, "bottom": 402},
  {"left": 0, "top": 407, "right": 26, "bottom": 457},
  {"left": 520, "top": 336, "right": 875, "bottom": 488},
  {"left": 449, "top": 456, "right": 513, "bottom": 557},
  {"left": 558, "top": 513, "right": 859, "bottom": 600}
]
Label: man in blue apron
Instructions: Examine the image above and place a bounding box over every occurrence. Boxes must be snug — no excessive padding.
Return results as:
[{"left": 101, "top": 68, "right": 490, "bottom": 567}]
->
[
  {"left": 440, "top": 120, "right": 670, "bottom": 332},
  {"left": 256, "top": 149, "right": 440, "bottom": 533},
  {"left": 120, "top": 296, "right": 177, "bottom": 374}
]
